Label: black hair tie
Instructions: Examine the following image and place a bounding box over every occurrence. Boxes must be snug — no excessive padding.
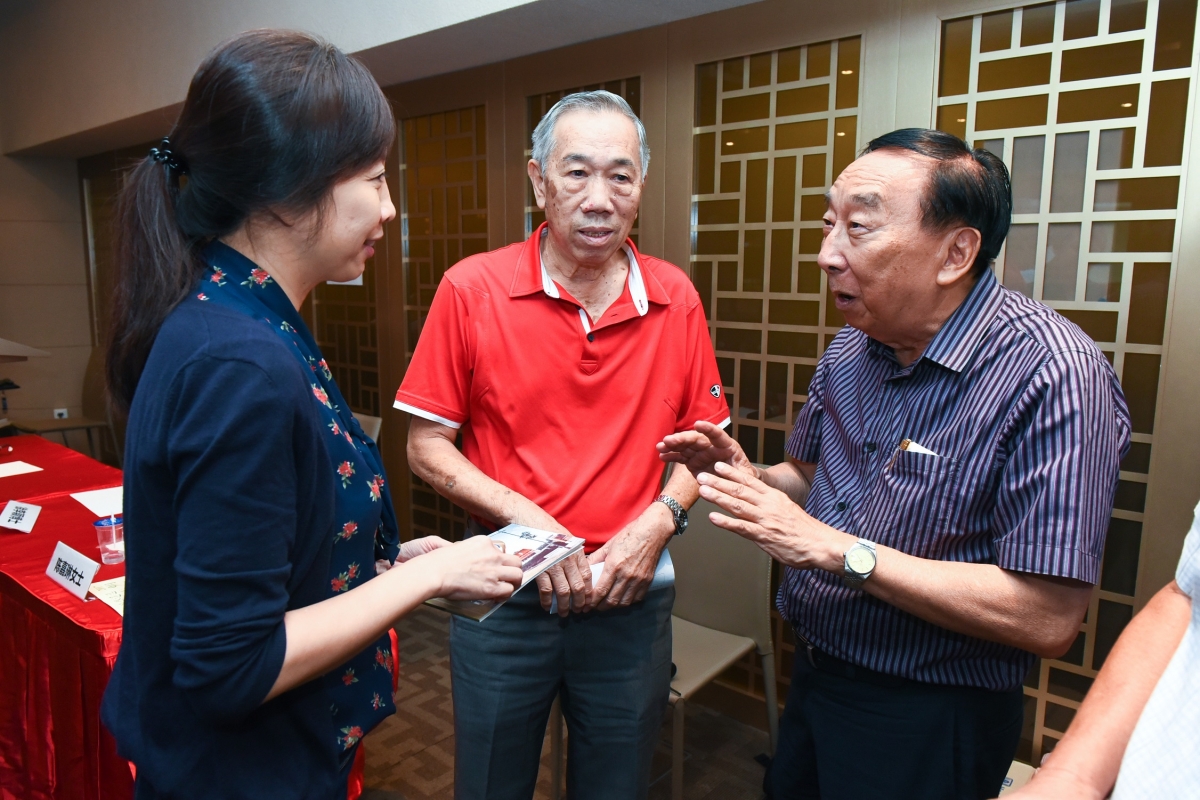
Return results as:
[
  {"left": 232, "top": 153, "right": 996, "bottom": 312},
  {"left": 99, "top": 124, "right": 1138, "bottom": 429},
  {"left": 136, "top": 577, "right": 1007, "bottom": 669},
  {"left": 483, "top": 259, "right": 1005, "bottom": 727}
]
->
[{"left": 148, "top": 137, "right": 189, "bottom": 177}]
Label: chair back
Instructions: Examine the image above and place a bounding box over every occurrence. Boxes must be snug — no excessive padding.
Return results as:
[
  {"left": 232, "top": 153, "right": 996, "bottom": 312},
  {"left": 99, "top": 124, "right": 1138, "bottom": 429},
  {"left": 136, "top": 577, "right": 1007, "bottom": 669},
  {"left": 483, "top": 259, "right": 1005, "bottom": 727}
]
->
[
  {"left": 668, "top": 495, "right": 774, "bottom": 654},
  {"left": 352, "top": 412, "right": 383, "bottom": 443}
]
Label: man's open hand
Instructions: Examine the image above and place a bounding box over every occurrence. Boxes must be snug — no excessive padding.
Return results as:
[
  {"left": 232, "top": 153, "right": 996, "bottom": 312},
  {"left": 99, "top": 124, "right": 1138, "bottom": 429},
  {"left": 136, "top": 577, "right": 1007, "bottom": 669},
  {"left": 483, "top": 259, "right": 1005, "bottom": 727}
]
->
[
  {"left": 698, "top": 461, "right": 847, "bottom": 572},
  {"left": 658, "top": 420, "right": 758, "bottom": 480}
]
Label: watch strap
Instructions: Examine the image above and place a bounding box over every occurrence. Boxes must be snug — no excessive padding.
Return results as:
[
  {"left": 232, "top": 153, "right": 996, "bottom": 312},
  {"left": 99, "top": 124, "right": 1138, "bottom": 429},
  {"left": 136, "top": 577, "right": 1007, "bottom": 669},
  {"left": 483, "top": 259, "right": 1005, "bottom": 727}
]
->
[{"left": 655, "top": 494, "right": 687, "bottom": 536}]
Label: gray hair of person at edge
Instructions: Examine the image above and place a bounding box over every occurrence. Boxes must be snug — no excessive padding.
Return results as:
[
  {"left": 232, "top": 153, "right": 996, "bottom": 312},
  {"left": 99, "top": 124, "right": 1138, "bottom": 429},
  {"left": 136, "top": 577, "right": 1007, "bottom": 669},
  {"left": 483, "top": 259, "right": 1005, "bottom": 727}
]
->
[
  {"left": 863, "top": 128, "right": 1012, "bottom": 275},
  {"left": 530, "top": 89, "right": 651, "bottom": 177}
]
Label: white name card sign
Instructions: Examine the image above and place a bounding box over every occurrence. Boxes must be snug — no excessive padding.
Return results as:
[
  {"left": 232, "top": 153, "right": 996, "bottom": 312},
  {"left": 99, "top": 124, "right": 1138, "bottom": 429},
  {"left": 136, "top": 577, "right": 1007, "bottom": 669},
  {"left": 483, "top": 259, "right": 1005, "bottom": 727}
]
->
[
  {"left": 0, "top": 500, "right": 40, "bottom": 533},
  {"left": 45, "top": 541, "right": 100, "bottom": 601}
]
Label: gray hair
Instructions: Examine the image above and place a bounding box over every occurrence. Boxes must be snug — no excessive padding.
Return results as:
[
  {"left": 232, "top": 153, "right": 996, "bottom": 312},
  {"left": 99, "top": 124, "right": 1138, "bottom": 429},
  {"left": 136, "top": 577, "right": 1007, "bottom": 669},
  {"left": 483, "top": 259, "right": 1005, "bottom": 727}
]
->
[{"left": 530, "top": 90, "right": 650, "bottom": 177}]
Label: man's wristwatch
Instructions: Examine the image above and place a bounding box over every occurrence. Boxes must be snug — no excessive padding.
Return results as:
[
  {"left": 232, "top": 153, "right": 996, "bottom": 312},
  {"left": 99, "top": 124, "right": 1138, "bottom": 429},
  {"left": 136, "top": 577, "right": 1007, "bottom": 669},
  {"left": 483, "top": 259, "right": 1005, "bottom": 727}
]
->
[
  {"left": 655, "top": 495, "right": 688, "bottom": 536},
  {"left": 842, "top": 539, "right": 877, "bottom": 589}
]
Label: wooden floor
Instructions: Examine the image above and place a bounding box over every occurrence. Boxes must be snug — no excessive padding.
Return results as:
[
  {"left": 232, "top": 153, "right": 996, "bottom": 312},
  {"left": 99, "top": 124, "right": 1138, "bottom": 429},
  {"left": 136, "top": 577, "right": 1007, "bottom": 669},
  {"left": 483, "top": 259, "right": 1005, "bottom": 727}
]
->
[{"left": 360, "top": 606, "right": 769, "bottom": 800}]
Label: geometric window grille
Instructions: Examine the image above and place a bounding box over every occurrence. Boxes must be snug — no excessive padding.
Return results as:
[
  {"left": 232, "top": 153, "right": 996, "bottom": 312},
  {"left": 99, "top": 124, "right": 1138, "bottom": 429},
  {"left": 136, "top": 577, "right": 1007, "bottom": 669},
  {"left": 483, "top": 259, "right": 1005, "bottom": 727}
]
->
[
  {"left": 691, "top": 38, "right": 862, "bottom": 466},
  {"left": 524, "top": 77, "right": 642, "bottom": 242},
  {"left": 689, "top": 37, "right": 864, "bottom": 714},
  {"left": 936, "top": 0, "right": 1196, "bottom": 763},
  {"left": 399, "top": 105, "right": 489, "bottom": 541},
  {"left": 310, "top": 264, "right": 381, "bottom": 417}
]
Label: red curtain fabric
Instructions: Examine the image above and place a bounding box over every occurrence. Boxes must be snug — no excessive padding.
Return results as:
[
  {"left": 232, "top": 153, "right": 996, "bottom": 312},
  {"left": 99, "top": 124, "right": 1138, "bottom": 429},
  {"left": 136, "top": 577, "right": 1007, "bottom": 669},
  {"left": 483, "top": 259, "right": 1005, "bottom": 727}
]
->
[{"left": 1, "top": 438, "right": 129, "bottom": 800}]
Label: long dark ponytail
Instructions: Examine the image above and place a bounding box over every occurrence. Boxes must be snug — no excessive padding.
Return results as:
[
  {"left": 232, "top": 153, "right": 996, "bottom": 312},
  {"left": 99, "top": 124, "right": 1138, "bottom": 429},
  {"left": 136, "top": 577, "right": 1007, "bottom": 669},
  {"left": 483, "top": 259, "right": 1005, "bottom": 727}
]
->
[{"left": 107, "top": 29, "right": 395, "bottom": 414}]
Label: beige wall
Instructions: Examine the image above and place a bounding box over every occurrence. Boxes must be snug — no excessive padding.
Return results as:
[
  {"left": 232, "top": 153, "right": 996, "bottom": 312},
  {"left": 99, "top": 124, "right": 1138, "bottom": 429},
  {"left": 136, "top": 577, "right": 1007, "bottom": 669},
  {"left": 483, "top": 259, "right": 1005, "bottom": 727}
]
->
[
  {"left": 0, "top": 0, "right": 755, "bottom": 157},
  {"left": 0, "top": 144, "right": 91, "bottom": 436}
]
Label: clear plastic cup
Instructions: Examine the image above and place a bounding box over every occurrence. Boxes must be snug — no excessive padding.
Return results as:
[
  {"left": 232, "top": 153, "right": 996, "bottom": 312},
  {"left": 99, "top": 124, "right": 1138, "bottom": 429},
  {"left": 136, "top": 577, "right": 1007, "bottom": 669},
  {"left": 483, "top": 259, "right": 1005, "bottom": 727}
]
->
[{"left": 94, "top": 515, "right": 125, "bottom": 565}]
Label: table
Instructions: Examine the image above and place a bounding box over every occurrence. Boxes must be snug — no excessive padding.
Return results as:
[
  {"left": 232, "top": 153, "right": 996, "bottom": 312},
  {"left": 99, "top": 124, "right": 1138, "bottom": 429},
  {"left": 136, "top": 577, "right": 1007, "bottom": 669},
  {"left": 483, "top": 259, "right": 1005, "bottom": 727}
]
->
[{"left": 0, "top": 435, "right": 131, "bottom": 800}]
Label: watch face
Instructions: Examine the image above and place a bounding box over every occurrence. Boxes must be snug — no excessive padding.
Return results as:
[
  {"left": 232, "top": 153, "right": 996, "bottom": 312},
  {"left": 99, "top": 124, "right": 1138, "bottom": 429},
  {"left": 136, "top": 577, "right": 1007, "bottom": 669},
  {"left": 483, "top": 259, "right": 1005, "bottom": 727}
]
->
[{"left": 847, "top": 546, "right": 876, "bottom": 574}]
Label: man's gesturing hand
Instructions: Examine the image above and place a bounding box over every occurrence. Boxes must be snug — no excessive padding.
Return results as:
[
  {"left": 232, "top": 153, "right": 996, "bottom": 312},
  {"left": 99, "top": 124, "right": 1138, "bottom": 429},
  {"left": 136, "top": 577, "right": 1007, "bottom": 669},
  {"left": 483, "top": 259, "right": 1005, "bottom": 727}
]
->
[
  {"left": 698, "top": 461, "right": 848, "bottom": 572},
  {"left": 658, "top": 420, "right": 758, "bottom": 481},
  {"left": 587, "top": 501, "right": 674, "bottom": 610}
]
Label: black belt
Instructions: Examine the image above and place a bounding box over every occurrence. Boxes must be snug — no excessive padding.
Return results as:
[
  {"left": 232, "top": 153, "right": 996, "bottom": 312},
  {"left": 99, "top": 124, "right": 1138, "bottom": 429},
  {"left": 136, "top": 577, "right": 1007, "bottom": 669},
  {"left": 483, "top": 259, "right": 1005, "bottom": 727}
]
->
[{"left": 797, "top": 635, "right": 911, "bottom": 688}]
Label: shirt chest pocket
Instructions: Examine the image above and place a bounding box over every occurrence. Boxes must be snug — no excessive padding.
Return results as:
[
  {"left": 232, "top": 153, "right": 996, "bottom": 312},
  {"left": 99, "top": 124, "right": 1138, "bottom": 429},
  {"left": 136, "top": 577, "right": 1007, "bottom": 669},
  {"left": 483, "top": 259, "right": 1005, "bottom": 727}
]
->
[{"left": 854, "top": 450, "right": 962, "bottom": 558}]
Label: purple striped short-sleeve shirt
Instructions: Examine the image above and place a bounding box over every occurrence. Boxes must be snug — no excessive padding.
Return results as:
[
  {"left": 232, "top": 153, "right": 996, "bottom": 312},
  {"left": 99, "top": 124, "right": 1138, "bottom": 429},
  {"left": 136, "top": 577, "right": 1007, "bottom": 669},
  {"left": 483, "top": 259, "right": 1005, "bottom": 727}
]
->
[{"left": 783, "top": 271, "right": 1131, "bottom": 690}]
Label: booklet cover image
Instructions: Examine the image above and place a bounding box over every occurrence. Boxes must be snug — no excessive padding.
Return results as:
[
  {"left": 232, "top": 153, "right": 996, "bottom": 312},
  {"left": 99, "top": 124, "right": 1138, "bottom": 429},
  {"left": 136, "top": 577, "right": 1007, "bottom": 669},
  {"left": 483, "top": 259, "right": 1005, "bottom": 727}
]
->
[{"left": 425, "top": 525, "right": 585, "bottom": 621}]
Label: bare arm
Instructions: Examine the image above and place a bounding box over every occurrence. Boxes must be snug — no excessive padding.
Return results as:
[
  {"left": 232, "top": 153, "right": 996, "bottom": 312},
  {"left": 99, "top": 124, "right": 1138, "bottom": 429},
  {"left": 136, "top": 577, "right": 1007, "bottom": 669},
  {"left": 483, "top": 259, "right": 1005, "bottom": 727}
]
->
[
  {"left": 406, "top": 415, "right": 593, "bottom": 614},
  {"left": 1003, "top": 581, "right": 1192, "bottom": 799},
  {"left": 265, "top": 535, "right": 522, "bottom": 701},
  {"left": 697, "top": 462, "right": 1091, "bottom": 657}
]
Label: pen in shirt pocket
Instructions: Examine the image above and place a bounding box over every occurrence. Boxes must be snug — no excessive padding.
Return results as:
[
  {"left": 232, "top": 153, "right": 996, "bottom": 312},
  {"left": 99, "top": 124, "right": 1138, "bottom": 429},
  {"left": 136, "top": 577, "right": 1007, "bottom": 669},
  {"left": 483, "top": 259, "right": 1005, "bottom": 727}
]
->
[{"left": 884, "top": 438, "right": 940, "bottom": 471}]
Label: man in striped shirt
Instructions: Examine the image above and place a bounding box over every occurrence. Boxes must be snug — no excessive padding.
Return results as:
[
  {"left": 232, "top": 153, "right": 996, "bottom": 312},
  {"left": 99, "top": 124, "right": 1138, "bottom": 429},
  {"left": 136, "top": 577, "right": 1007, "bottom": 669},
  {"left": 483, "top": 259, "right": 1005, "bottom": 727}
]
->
[{"left": 659, "top": 128, "right": 1130, "bottom": 800}]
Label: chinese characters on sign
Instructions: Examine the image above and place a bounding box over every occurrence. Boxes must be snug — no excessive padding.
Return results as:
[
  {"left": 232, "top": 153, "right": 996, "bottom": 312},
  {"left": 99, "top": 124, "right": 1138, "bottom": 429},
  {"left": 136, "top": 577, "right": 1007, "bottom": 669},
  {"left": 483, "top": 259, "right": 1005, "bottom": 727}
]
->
[
  {"left": 0, "top": 500, "right": 40, "bottom": 533},
  {"left": 44, "top": 541, "right": 100, "bottom": 600}
]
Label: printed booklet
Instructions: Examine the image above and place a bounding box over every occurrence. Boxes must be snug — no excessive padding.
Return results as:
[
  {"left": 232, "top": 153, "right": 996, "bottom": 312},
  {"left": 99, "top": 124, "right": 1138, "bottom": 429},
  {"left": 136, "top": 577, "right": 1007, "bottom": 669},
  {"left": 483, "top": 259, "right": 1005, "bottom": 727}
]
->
[{"left": 425, "top": 524, "right": 585, "bottom": 621}]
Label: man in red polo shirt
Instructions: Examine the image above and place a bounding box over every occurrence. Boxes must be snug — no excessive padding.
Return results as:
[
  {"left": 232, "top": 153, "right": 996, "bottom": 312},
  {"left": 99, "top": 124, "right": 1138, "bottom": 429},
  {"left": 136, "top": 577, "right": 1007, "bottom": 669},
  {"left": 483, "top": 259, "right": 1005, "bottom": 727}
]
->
[{"left": 395, "top": 91, "right": 728, "bottom": 799}]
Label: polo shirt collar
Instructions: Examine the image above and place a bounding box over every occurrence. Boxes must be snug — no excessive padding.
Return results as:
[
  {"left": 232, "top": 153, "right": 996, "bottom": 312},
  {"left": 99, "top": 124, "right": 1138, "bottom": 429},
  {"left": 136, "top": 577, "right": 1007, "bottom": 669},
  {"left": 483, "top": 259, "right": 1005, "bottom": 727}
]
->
[
  {"left": 918, "top": 270, "right": 1006, "bottom": 373},
  {"left": 510, "top": 222, "right": 670, "bottom": 313}
]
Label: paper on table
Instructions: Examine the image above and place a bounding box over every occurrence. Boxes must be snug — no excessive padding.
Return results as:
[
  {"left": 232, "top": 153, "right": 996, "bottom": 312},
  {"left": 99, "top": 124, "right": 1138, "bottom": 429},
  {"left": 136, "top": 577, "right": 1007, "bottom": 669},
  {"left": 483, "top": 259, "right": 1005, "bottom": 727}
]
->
[
  {"left": 70, "top": 486, "right": 123, "bottom": 517},
  {"left": 88, "top": 576, "right": 125, "bottom": 616},
  {"left": 0, "top": 460, "right": 42, "bottom": 479},
  {"left": 0, "top": 500, "right": 41, "bottom": 533}
]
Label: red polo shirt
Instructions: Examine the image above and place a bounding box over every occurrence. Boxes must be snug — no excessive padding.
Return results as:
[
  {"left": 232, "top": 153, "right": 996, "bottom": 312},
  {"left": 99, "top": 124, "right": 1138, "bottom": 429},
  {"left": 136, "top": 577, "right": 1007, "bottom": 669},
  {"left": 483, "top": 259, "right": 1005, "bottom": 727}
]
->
[{"left": 395, "top": 224, "right": 730, "bottom": 550}]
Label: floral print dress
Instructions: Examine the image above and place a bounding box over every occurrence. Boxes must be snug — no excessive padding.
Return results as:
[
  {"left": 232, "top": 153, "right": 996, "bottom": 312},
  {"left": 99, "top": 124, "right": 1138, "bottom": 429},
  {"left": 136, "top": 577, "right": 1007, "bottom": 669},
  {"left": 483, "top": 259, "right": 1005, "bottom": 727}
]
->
[{"left": 199, "top": 241, "right": 400, "bottom": 754}]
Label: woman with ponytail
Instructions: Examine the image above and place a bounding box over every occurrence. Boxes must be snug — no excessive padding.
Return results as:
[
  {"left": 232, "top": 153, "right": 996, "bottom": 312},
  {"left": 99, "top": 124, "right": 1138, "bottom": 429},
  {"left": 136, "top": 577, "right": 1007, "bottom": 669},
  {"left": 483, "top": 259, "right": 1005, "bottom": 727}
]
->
[{"left": 100, "top": 30, "right": 522, "bottom": 799}]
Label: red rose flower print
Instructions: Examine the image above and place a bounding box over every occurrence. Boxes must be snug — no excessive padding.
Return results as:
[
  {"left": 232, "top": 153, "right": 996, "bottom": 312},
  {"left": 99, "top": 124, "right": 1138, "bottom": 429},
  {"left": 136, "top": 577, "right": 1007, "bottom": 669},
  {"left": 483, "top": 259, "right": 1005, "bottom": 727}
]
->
[
  {"left": 328, "top": 420, "right": 341, "bottom": 437},
  {"left": 197, "top": 292, "right": 208, "bottom": 301},
  {"left": 338, "top": 726, "right": 364, "bottom": 750},
  {"left": 337, "top": 460, "right": 355, "bottom": 488},
  {"left": 331, "top": 571, "right": 350, "bottom": 593},
  {"left": 312, "top": 384, "right": 332, "bottom": 409},
  {"left": 347, "top": 562, "right": 360, "bottom": 581},
  {"left": 242, "top": 267, "right": 273, "bottom": 287},
  {"left": 318, "top": 359, "right": 333, "bottom": 380},
  {"left": 342, "top": 668, "right": 358, "bottom": 686},
  {"left": 368, "top": 474, "right": 385, "bottom": 502},
  {"left": 209, "top": 268, "right": 226, "bottom": 286},
  {"left": 336, "top": 521, "right": 358, "bottom": 541},
  {"left": 374, "top": 647, "right": 394, "bottom": 674},
  {"left": 371, "top": 692, "right": 384, "bottom": 710}
]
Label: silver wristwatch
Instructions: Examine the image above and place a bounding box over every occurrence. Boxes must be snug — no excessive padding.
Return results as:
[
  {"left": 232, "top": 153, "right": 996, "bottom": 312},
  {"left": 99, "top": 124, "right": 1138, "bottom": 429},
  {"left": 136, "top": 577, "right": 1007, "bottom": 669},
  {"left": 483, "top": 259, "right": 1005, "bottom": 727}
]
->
[
  {"left": 842, "top": 539, "right": 877, "bottom": 589},
  {"left": 655, "top": 495, "right": 688, "bottom": 536}
]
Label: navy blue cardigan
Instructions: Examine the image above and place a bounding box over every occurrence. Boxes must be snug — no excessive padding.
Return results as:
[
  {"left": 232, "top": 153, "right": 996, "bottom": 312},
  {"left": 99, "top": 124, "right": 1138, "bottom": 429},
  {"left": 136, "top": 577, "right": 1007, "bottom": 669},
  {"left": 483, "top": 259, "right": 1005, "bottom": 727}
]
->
[{"left": 100, "top": 295, "right": 342, "bottom": 798}]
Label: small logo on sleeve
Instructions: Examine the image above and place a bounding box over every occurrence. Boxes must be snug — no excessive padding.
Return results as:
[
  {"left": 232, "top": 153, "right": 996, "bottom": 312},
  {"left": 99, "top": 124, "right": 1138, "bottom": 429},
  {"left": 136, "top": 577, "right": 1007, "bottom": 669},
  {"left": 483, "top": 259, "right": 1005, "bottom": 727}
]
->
[{"left": 709, "top": 384, "right": 721, "bottom": 398}]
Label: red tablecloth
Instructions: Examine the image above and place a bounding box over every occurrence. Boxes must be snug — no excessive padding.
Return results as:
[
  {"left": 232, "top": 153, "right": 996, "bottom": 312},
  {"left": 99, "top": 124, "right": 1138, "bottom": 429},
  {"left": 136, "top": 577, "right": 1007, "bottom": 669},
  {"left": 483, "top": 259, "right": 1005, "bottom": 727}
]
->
[{"left": 0, "top": 436, "right": 131, "bottom": 800}]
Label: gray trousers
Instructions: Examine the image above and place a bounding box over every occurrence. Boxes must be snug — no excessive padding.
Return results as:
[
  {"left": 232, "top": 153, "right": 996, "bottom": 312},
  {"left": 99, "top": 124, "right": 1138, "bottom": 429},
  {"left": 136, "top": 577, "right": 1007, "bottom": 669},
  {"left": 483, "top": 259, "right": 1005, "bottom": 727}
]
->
[{"left": 449, "top": 585, "right": 674, "bottom": 800}]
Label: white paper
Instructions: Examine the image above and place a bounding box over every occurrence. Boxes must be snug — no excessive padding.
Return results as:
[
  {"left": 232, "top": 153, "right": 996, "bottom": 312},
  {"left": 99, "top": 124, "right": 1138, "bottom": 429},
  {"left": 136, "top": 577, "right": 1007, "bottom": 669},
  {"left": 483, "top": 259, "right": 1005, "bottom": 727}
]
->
[
  {"left": 70, "top": 486, "right": 123, "bottom": 517},
  {"left": 549, "top": 549, "right": 675, "bottom": 614},
  {"left": 905, "top": 440, "right": 940, "bottom": 456},
  {"left": 590, "top": 548, "right": 675, "bottom": 591},
  {"left": 0, "top": 460, "right": 42, "bottom": 479},
  {"left": 45, "top": 541, "right": 100, "bottom": 601},
  {"left": 0, "top": 500, "right": 41, "bottom": 533},
  {"left": 88, "top": 576, "right": 125, "bottom": 616}
]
